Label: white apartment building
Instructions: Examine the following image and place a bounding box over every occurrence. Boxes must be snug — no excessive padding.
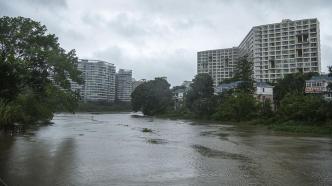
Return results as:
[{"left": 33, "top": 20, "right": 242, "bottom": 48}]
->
[
  {"left": 197, "top": 47, "right": 239, "bottom": 86},
  {"left": 198, "top": 18, "right": 321, "bottom": 85},
  {"left": 240, "top": 18, "right": 321, "bottom": 82},
  {"left": 77, "top": 59, "right": 116, "bottom": 102},
  {"left": 115, "top": 69, "right": 132, "bottom": 102}
]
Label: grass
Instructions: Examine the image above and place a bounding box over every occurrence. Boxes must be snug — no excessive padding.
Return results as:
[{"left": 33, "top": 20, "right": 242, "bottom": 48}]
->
[
  {"left": 267, "top": 121, "right": 332, "bottom": 135},
  {"left": 157, "top": 111, "right": 332, "bottom": 135},
  {"left": 243, "top": 118, "right": 332, "bottom": 135}
]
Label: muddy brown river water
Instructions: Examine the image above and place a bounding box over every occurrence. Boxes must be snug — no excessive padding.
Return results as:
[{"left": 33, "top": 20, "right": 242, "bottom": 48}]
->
[{"left": 0, "top": 113, "right": 331, "bottom": 186}]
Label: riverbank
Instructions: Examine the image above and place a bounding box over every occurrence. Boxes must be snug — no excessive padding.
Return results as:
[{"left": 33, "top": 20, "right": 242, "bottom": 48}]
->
[
  {"left": 156, "top": 112, "right": 332, "bottom": 135},
  {"left": 76, "top": 102, "right": 132, "bottom": 112}
]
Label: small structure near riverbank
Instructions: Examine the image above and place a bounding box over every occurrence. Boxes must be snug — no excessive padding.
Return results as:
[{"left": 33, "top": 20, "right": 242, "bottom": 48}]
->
[{"left": 305, "top": 75, "right": 332, "bottom": 100}]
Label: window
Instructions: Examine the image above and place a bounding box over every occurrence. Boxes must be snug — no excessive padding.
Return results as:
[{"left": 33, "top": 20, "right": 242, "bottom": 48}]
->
[
  {"left": 303, "top": 34, "right": 309, "bottom": 42},
  {"left": 297, "top": 49, "right": 303, "bottom": 57},
  {"left": 270, "top": 60, "right": 275, "bottom": 68},
  {"left": 297, "top": 35, "right": 302, "bottom": 43}
]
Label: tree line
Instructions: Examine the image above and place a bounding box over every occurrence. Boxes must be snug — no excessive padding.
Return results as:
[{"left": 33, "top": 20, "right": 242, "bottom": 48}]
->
[{"left": 131, "top": 57, "right": 332, "bottom": 129}]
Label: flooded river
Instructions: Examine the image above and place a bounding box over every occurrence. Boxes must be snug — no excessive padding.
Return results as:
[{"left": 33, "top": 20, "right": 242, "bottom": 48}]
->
[{"left": 0, "top": 113, "right": 331, "bottom": 185}]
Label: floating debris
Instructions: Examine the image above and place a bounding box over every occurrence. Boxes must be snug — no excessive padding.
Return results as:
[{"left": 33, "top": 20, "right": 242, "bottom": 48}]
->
[
  {"left": 142, "top": 128, "right": 152, "bottom": 133},
  {"left": 192, "top": 144, "right": 248, "bottom": 160},
  {"left": 146, "top": 138, "right": 168, "bottom": 144}
]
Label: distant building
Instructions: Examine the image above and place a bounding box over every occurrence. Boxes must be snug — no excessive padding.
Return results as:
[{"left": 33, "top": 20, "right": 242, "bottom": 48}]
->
[
  {"left": 115, "top": 69, "right": 132, "bottom": 102},
  {"left": 214, "top": 81, "right": 243, "bottom": 94},
  {"left": 255, "top": 82, "right": 274, "bottom": 105},
  {"left": 239, "top": 18, "right": 321, "bottom": 82},
  {"left": 171, "top": 81, "right": 192, "bottom": 110},
  {"left": 198, "top": 18, "right": 321, "bottom": 85},
  {"left": 172, "top": 87, "right": 186, "bottom": 101},
  {"left": 157, "top": 77, "right": 167, "bottom": 81},
  {"left": 77, "top": 59, "right": 116, "bottom": 102},
  {"left": 181, "top": 81, "right": 192, "bottom": 91},
  {"left": 171, "top": 86, "right": 186, "bottom": 110},
  {"left": 197, "top": 47, "right": 239, "bottom": 86},
  {"left": 305, "top": 75, "right": 332, "bottom": 100}
]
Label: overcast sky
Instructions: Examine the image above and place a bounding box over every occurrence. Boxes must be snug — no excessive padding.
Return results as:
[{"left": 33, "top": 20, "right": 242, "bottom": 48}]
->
[{"left": 1, "top": 0, "right": 332, "bottom": 86}]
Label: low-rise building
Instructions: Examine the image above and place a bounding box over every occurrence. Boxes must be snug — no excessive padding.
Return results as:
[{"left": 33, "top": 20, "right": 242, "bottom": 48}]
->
[
  {"left": 214, "top": 81, "right": 243, "bottom": 94},
  {"left": 305, "top": 75, "right": 332, "bottom": 100},
  {"left": 172, "top": 87, "right": 186, "bottom": 102},
  {"left": 77, "top": 59, "right": 116, "bottom": 103},
  {"left": 215, "top": 81, "right": 274, "bottom": 108},
  {"left": 172, "top": 81, "right": 193, "bottom": 110},
  {"left": 255, "top": 82, "right": 274, "bottom": 102}
]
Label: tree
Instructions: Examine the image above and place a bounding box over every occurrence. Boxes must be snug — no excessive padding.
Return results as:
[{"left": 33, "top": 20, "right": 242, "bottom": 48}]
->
[
  {"left": 277, "top": 94, "right": 325, "bottom": 122},
  {"left": 212, "top": 91, "right": 258, "bottom": 121},
  {"left": 131, "top": 78, "right": 172, "bottom": 116},
  {"left": 328, "top": 66, "right": 332, "bottom": 91},
  {"left": 232, "top": 56, "right": 254, "bottom": 94},
  {"left": 189, "top": 74, "right": 214, "bottom": 99},
  {"left": 185, "top": 74, "right": 215, "bottom": 118},
  {"left": 273, "top": 72, "right": 318, "bottom": 109},
  {"left": 0, "top": 16, "right": 82, "bottom": 127},
  {"left": 259, "top": 99, "right": 273, "bottom": 118}
]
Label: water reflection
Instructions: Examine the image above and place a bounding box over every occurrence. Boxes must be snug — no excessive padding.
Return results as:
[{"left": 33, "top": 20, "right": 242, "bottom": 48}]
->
[{"left": 0, "top": 113, "right": 331, "bottom": 186}]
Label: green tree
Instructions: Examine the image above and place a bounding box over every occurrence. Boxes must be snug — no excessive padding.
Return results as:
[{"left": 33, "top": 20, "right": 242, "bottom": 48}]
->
[
  {"left": 0, "top": 16, "right": 82, "bottom": 128},
  {"left": 131, "top": 78, "right": 172, "bottom": 116},
  {"left": 185, "top": 74, "right": 215, "bottom": 118},
  {"left": 328, "top": 66, "right": 332, "bottom": 91},
  {"left": 259, "top": 99, "right": 273, "bottom": 118},
  {"left": 232, "top": 56, "right": 254, "bottom": 94},
  {"left": 277, "top": 94, "right": 325, "bottom": 122},
  {"left": 273, "top": 72, "right": 317, "bottom": 109},
  {"left": 213, "top": 92, "right": 258, "bottom": 121}
]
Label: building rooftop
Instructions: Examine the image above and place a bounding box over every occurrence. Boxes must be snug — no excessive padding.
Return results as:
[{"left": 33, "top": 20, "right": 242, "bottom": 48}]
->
[
  {"left": 307, "top": 75, "right": 332, "bottom": 82},
  {"left": 218, "top": 81, "right": 243, "bottom": 89},
  {"left": 256, "top": 82, "right": 274, "bottom": 88},
  {"left": 79, "top": 59, "right": 115, "bottom": 66}
]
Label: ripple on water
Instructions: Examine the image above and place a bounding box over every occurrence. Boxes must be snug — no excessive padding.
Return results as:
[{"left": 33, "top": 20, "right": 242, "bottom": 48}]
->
[{"left": 191, "top": 144, "right": 249, "bottom": 161}]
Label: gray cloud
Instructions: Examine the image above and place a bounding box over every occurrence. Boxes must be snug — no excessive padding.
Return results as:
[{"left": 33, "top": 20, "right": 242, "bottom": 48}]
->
[{"left": 1, "top": 0, "right": 332, "bottom": 85}]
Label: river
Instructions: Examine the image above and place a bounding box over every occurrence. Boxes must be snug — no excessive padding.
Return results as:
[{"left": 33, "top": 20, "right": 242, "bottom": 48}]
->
[{"left": 0, "top": 113, "right": 331, "bottom": 186}]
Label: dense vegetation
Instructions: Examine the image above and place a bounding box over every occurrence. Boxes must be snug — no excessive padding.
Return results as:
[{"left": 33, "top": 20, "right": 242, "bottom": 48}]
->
[
  {"left": 131, "top": 55, "right": 332, "bottom": 134},
  {"left": 131, "top": 78, "right": 172, "bottom": 116},
  {"left": 185, "top": 74, "right": 216, "bottom": 118},
  {"left": 0, "top": 16, "right": 82, "bottom": 130}
]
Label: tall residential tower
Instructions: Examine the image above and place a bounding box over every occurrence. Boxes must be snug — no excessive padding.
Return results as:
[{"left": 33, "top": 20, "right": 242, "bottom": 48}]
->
[
  {"left": 197, "top": 47, "right": 239, "bottom": 86},
  {"left": 115, "top": 69, "right": 132, "bottom": 102},
  {"left": 198, "top": 18, "right": 321, "bottom": 85},
  {"left": 77, "top": 59, "right": 116, "bottom": 102}
]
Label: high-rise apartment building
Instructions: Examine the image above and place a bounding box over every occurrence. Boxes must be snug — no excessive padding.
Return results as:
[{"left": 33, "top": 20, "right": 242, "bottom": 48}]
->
[
  {"left": 197, "top": 47, "right": 239, "bottom": 86},
  {"left": 198, "top": 18, "right": 321, "bottom": 85},
  {"left": 240, "top": 18, "right": 321, "bottom": 82},
  {"left": 115, "top": 69, "right": 132, "bottom": 102},
  {"left": 77, "top": 59, "right": 116, "bottom": 102}
]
